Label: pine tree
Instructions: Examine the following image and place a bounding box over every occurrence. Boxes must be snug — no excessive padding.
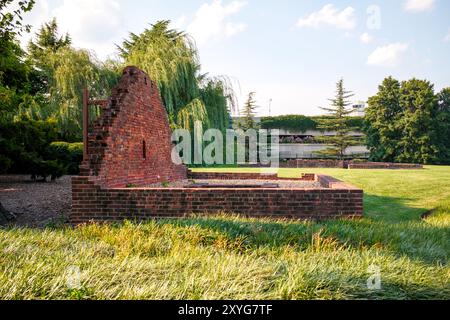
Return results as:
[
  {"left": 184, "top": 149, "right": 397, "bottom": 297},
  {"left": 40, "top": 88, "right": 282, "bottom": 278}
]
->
[
  {"left": 316, "top": 79, "right": 356, "bottom": 159},
  {"left": 28, "top": 18, "right": 71, "bottom": 59},
  {"left": 239, "top": 92, "right": 258, "bottom": 131}
]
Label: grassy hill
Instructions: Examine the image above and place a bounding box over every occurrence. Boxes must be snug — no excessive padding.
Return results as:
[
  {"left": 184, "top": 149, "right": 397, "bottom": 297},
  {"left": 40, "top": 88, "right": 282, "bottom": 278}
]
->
[{"left": 0, "top": 166, "right": 449, "bottom": 299}]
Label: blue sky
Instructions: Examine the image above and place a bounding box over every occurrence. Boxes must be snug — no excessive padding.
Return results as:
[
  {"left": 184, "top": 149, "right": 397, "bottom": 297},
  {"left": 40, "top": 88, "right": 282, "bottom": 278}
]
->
[{"left": 20, "top": 0, "right": 450, "bottom": 116}]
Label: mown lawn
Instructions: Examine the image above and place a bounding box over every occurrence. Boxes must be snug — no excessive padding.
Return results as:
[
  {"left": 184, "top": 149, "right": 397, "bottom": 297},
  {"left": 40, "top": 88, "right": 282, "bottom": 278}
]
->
[{"left": 0, "top": 166, "right": 449, "bottom": 300}]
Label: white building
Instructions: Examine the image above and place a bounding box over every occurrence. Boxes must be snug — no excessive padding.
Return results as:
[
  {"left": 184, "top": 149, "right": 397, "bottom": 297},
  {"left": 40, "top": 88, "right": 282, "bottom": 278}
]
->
[{"left": 350, "top": 101, "right": 367, "bottom": 117}]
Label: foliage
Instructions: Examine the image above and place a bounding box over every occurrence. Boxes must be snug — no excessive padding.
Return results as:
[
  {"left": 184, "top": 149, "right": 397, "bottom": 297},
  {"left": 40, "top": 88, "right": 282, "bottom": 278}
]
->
[
  {"left": 435, "top": 88, "right": 450, "bottom": 163},
  {"left": 260, "top": 115, "right": 364, "bottom": 132},
  {"left": 0, "top": 0, "right": 35, "bottom": 40},
  {"left": 364, "top": 77, "right": 402, "bottom": 162},
  {"left": 365, "top": 77, "right": 448, "bottom": 164},
  {"left": 238, "top": 92, "right": 258, "bottom": 131},
  {"left": 315, "top": 79, "right": 358, "bottom": 159},
  {"left": 47, "top": 141, "right": 83, "bottom": 175},
  {"left": 27, "top": 18, "right": 71, "bottom": 94},
  {"left": 199, "top": 76, "right": 234, "bottom": 131},
  {"left": 1, "top": 18, "right": 119, "bottom": 140},
  {"left": 0, "top": 118, "right": 82, "bottom": 178},
  {"left": 119, "top": 20, "right": 234, "bottom": 131},
  {"left": 1, "top": 166, "right": 449, "bottom": 299},
  {"left": 46, "top": 47, "right": 119, "bottom": 139},
  {"left": 0, "top": 1, "right": 36, "bottom": 102},
  {"left": 0, "top": 118, "right": 65, "bottom": 179}
]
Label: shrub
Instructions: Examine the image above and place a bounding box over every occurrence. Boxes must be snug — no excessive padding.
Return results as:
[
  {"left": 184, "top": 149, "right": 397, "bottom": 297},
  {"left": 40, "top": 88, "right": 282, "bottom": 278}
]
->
[
  {"left": 0, "top": 155, "right": 12, "bottom": 174},
  {"left": 47, "top": 142, "right": 83, "bottom": 175},
  {"left": 0, "top": 119, "right": 80, "bottom": 179}
]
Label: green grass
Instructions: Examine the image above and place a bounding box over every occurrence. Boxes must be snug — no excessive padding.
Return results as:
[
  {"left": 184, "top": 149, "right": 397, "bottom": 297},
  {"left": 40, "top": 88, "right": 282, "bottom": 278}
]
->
[{"left": 1, "top": 166, "right": 449, "bottom": 300}]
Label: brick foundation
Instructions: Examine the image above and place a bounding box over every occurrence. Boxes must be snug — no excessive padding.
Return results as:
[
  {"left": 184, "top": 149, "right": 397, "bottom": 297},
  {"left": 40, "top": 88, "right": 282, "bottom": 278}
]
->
[
  {"left": 71, "top": 173, "right": 363, "bottom": 223},
  {"left": 281, "top": 159, "right": 346, "bottom": 168},
  {"left": 280, "top": 159, "right": 423, "bottom": 169},
  {"left": 347, "top": 162, "right": 423, "bottom": 169},
  {"left": 71, "top": 66, "right": 364, "bottom": 224},
  {"left": 187, "top": 171, "right": 316, "bottom": 181}
]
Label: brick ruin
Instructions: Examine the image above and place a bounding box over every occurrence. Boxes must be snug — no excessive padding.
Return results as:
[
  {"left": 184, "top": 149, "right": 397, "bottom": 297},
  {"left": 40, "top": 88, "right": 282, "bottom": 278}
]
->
[
  {"left": 79, "top": 66, "right": 187, "bottom": 187},
  {"left": 71, "top": 66, "right": 363, "bottom": 223}
]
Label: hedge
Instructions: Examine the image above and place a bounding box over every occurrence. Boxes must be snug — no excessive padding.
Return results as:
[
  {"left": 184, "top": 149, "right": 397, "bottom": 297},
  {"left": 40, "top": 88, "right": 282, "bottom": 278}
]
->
[
  {"left": 0, "top": 119, "right": 83, "bottom": 179},
  {"left": 260, "top": 115, "right": 365, "bottom": 132}
]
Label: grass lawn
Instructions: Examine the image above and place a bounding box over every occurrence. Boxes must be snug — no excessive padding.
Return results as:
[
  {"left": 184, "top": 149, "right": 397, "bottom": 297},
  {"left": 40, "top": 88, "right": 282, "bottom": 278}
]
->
[{"left": 0, "top": 166, "right": 449, "bottom": 300}]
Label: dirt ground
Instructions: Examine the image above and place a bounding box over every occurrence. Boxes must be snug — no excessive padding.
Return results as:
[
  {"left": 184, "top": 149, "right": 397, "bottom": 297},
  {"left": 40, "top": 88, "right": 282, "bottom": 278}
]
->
[{"left": 0, "top": 175, "right": 72, "bottom": 228}]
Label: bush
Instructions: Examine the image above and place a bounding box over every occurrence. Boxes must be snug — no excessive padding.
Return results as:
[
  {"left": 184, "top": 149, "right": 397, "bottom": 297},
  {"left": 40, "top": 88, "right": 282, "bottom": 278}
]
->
[
  {"left": 0, "top": 155, "right": 12, "bottom": 174},
  {"left": 0, "top": 119, "right": 81, "bottom": 179},
  {"left": 47, "top": 142, "right": 83, "bottom": 175}
]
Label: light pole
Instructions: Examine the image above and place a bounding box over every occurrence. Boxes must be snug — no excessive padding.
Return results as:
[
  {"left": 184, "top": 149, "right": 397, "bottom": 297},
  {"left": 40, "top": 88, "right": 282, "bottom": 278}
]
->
[{"left": 269, "top": 98, "right": 272, "bottom": 116}]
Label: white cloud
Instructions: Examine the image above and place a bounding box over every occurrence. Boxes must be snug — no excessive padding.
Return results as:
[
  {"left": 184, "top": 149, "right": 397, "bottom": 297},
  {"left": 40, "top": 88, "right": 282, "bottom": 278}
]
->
[
  {"left": 360, "top": 32, "right": 373, "bottom": 44},
  {"left": 18, "top": 0, "right": 123, "bottom": 59},
  {"left": 52, "top": 0, "right": 122, "bottom": 57},
  {"left": 404, "top": 0, "right": 435, "bottom": 12},
  {"left": 187, "top": 0, "right": 247, "bottom": 45},
  {"left": 296, "top": 4, "right": 356, "bottom": 30},
  {"left": 367, "top": 43, "right": 409, "bottom": 67}
]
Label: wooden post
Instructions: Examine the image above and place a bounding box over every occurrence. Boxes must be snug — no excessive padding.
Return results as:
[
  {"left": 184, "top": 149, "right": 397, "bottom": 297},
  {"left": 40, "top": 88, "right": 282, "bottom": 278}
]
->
[{"left": 82, "top": 88, "right": 89, "bottom": 161}]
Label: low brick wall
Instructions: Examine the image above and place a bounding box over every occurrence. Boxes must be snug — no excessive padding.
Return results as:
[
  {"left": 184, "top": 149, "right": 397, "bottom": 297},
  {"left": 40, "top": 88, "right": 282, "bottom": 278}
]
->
[
  {"left": 280, "top": 159, "right": 423, "bottom": 170},
  {"left": 71, "top": 174, "right": 363, "bottom": 224},
  {"left": 281, "top": 159, "right": 346, "bottom": 168},
  {"left": 348, "top": 162, "right": 423, "bottom": 169},
  {"left": 187, "top": 171, "right": 316, "bottom": 181}
]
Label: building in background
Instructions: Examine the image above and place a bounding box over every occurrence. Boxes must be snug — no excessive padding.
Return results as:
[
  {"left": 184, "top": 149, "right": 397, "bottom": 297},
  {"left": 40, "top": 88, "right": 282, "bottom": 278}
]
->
[
  {"left": 232, "top": 115, "right": 369, "bottom": 160},
  {"left": 350, "top": 101, "right": 367, "bottom": 117}
]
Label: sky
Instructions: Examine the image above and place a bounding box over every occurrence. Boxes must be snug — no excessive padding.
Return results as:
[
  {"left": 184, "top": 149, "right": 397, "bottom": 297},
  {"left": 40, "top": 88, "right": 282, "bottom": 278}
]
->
[{"left": 17, "top": 0, "right": 450, "bottom": 116}]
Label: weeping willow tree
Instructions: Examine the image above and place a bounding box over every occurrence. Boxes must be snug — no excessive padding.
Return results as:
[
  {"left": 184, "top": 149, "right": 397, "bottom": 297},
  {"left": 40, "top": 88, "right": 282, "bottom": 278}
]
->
[
  {"left": 47, "top": 48, "right": 119, "bottom": 138},
  {"left": 118, "top": 20, "right": 235, "bottom": 131},
  {"left": 21, "top": 19, "right": 120, "bottom": 139},
  {"left": 199, "top": 75, "right": 237, "bottom": 131}
]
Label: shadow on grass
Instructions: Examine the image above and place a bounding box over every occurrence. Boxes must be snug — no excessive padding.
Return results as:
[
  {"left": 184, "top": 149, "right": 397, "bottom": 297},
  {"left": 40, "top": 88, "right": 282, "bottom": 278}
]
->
[{"left": 159, "top": 194, "right": 449, "bottom": 266}]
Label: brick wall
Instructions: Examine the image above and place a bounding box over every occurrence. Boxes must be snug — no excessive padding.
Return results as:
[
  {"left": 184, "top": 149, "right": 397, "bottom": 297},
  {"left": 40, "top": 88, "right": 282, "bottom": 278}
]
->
[
  {"left": 280, "top": 159, "right": 423, "bottom": 170},
  {"left": 79, "top": 66, "right": 187, "bottom": 188},
  {"left": 71, "top": 174, "right": 363, "bottom": 223},
  {"left": 187, "top": 171, "right": 316, "bottom": 181},
  {"left": 347, "top": 162, "right": 423, "bottom": 169},
  {"left": 281, "top": 159, "right": 346, "bottom": 168}
]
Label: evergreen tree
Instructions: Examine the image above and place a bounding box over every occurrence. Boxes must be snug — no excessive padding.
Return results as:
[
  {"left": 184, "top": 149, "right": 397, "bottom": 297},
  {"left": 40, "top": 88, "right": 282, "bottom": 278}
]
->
[
  {"left": 28, "top": 18, "right": 71, "bottom": 71},
  {"left": 316, "top": 79, "right": 356, "bottom": 159},
  {"left": 239, "top": 92, "right": 258, "bottom": 131}
]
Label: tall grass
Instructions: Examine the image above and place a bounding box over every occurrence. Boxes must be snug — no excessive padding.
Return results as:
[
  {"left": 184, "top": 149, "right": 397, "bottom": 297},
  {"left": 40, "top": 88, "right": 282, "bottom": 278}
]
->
[{"left": 0, "top": 166, "right": 449, "bottom": 299}]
